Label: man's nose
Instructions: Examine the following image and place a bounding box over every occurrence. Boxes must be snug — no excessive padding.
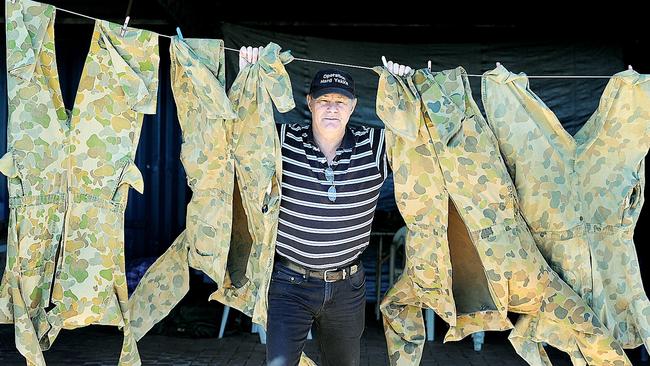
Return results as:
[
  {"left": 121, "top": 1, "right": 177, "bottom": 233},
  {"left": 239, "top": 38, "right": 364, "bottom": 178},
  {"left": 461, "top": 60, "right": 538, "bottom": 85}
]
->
[{"left": 325, "top": 103, "right": 339, "bottom": 112}]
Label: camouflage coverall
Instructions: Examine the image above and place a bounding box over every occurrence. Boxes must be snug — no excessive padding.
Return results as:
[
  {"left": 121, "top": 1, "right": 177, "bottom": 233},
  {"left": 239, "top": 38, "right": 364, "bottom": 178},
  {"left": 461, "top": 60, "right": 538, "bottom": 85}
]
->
[
  {"left": 0, "top": 0, "right": 159, "bottom": 365},
  {"left": 375, "top": 66, "right": 630, "bottom": 366},
  {"left": 483, "top": 64, "right": 650, "bottom": 350},
  {"left": 128, "top": 41, "right": 316, "bottom": 365}
]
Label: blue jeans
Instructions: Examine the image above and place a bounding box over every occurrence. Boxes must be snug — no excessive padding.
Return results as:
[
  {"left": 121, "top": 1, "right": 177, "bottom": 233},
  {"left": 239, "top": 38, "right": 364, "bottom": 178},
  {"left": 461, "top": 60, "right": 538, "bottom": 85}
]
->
[{"left": 266, "top": 260, "right": 366, "bottom": 366}]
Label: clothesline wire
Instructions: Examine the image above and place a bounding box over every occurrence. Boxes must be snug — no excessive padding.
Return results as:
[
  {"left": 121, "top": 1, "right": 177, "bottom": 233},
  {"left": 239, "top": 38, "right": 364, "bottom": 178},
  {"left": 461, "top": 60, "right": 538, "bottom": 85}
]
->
[
  {"left": 53, "top": 5, "right": 617, "bottom": 79},
  {"left": 54, "top": 5, "right": 98, "bottom": 23}
]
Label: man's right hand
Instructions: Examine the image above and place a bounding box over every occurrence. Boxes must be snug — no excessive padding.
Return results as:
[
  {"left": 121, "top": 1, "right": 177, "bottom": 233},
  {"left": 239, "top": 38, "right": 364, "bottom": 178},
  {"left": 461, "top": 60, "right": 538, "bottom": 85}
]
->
[{"left": 239, "top": 46, "right": 265, "bottom": 71}]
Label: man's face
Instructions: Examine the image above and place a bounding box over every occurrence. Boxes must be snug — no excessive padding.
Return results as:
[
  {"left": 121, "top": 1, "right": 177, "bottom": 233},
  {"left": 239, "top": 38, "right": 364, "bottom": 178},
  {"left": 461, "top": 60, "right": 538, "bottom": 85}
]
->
[{"left": 308, "top": 93, "right": 357, "bottom": 137}]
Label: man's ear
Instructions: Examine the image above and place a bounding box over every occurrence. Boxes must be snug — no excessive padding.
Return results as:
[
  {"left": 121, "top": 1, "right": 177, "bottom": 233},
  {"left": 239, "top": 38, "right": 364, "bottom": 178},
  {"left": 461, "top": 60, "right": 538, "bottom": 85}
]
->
[
  {"left": 306, "top": 95, "right": 313, "bottom": 112},
  {"left": 350, "top": 98, "right": 358, "bottom": 113}
]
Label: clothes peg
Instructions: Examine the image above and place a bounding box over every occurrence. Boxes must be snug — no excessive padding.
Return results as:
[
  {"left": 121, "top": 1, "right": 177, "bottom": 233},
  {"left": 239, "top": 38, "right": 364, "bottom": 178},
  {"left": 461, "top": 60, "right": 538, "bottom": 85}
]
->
[
  {"left": 427, "top": 60, "right": 431, "bottom": 71},
  {"left": 176, "top": 27, "right": 184, "bottom": 41},
  {"left": 628, "top": 65, "right": 634, "bottom": 71},
  {"left": 120, "top": 0, "right": 134, "bottom": 37},
  {"left": 120, "top": 16, "right": 130, "bottom": 37},
  {"left": 496, "top": 62, "right": 501, "bottom": 67}
]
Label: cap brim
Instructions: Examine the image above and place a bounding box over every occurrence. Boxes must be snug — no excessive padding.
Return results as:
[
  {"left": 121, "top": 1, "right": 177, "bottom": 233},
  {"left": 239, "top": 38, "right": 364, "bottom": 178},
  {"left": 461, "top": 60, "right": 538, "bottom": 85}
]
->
[{"left": 310, "top": 87, "right": 355, "bottom": 100}]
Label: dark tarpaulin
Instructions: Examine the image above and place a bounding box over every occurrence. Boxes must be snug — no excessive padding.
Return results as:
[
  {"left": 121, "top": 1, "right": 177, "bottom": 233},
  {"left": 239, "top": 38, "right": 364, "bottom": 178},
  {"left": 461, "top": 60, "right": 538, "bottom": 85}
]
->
[{"left": 222, "top": 22, "right": 623, "bottom": 136}]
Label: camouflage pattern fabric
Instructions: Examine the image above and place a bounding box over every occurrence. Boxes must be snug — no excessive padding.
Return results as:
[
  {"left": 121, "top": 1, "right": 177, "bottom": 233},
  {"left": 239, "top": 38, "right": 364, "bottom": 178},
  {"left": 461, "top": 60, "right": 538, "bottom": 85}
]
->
[
  {"left": 207, "top": 43, "right": 293, "bottom": 330},
  {"left": 375, "top": 66, "right": 631, "bottom": 366},
  {"left": 127, "top": 41, "right": 316, "bottom": 365},
  {"left": 0, "top": 0, "right": 159, "bottom": 365},
  {"left": 127, "top": 35, "right": 236, "bottom": 339},
  {"left": 483, "top": 64, "right": 650, "bottom": 350}
]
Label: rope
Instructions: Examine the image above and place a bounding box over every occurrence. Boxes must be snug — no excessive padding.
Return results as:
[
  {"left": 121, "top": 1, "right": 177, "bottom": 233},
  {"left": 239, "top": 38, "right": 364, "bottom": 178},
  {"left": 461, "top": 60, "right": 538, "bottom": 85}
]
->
[{"left": 50, "top": 5, "right": 624, "bottom": 79}]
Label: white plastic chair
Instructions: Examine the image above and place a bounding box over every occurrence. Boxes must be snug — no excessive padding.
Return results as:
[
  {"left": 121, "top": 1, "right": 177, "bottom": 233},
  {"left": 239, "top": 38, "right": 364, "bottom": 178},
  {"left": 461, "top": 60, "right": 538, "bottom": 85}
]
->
[{"left": 392, "top": 226, "right": 484, "bottom": 350}]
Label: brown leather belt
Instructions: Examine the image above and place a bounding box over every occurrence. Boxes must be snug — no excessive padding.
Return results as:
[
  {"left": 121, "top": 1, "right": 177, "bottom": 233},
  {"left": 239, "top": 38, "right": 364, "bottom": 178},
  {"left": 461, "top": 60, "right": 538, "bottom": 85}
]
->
[{"left": 275, "top": 255, "right": 360, "bottom": 283}]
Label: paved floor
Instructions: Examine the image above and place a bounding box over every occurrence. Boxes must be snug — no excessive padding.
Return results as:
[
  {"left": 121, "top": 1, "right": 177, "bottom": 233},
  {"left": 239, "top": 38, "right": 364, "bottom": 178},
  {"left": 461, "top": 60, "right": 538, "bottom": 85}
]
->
[
  {"left": 0, "top": 322, "right": 535, "bottom": 366},
  {"left": 2, "top": 307, "right": 646, "bottom": 365}
]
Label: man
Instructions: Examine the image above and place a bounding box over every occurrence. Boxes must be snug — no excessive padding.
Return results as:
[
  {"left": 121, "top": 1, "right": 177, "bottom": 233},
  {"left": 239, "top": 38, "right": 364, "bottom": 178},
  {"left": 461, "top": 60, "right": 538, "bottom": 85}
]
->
[{"left": 239, "top": 47, "right": 411, "bottom": 366}]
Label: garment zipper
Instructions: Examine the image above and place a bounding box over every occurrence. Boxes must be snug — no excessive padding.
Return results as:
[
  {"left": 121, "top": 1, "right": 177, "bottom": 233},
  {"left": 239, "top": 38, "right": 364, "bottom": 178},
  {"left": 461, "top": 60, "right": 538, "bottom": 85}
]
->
[
  {"left": 47, "top": 111, "right": 72, "bottom": 310},
  {"left": 46, "top": 205, "right": 66, "bottom": 311}
]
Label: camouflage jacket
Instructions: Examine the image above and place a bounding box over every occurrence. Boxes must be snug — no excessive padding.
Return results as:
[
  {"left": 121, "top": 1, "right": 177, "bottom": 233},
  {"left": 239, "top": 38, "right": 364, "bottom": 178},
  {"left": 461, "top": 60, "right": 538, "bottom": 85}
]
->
[
  {"left": 375, "top": 66, "right": 630, "bottom": 366},
  {"left": 483, "top": 64, "right": 650, "bottom": 350},
  {"left": 0, "top": 0, "right": 159, "bottom": 365}
]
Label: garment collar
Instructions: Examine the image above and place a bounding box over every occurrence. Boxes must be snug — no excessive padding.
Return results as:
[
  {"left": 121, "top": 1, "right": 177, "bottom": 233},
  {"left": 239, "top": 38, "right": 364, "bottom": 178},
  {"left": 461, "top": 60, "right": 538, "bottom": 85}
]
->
[{"left": 303, "top": 123, "right": 357, "bottom": 152}]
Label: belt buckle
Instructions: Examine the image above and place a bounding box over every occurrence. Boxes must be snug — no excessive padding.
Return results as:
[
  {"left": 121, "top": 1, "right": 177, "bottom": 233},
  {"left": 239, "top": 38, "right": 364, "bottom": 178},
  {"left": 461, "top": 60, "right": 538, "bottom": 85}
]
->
[{"left": 323, "top": 268, "right": 343, "bottom": 283}]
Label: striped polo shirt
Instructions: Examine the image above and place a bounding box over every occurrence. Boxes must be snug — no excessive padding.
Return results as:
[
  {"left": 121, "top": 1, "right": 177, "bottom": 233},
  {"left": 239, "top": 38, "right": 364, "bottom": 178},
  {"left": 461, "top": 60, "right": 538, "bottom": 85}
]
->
[{"left": 275, "top": 123, "right": 387, "bottom": 270}]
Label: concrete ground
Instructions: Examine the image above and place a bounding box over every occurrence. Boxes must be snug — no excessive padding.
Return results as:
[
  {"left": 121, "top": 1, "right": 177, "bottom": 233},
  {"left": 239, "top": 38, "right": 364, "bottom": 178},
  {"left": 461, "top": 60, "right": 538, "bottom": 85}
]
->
[{"left": 2, "top": 305, "right": 646, "bottom": 365}]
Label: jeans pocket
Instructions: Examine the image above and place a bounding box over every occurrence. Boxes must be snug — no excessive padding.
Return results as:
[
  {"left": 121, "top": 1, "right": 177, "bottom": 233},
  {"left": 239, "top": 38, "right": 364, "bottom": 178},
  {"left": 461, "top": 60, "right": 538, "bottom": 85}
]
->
[
  {"left": 348, "top": 266, "right": 366, "bottom": 290},
  {"left": 271, "top": 264, "right": 306, "bottom": 285}
]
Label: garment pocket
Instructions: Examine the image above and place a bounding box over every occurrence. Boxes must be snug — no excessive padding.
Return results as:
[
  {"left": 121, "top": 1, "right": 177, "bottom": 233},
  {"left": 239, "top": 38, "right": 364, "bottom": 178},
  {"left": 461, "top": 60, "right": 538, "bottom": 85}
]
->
[
  {"left": 187, "top": 189, "right": 231, "bottom": 259},
  {"left": 621, "top": 178, "right": 644, "bottom": 227},
  {"left": 0, "top": 150, "right": 25, "bottom": 196},
  {"left": 261, "top": 166, "right": 281, "bottom": 216},
  {"left": 15, "top": 205, "right": 61, "bottom": 277},
  {"left": 348, "top": 264, "right": 366, "bottom": 290},
  {"left": 440, "top": 116, "right": 467, "bottom": 148},
  {"left": 271, "top": 264, "right": 306, "bottom": 285},
  {"left": 16, "top": 245, "right": 48, "bottom": 312},
  {"left": 8, "top": 207, "right": 55, "bottom": 314},
  {"left": 187, "top": 215, "right": 218, "bottom": 257}
]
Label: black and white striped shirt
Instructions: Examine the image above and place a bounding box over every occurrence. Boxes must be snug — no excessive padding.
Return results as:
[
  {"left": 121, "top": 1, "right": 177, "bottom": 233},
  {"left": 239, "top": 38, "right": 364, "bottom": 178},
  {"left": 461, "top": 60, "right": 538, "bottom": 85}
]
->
[{"left": 275, "top": 123, "right": 388, "bottom": 270}]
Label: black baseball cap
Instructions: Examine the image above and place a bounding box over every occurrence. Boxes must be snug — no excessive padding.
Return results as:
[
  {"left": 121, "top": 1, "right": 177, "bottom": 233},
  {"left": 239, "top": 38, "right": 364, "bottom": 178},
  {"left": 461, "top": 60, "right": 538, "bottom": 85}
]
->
[{"left": 309, "top": 68, "right": 356, "bottom": 100}]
